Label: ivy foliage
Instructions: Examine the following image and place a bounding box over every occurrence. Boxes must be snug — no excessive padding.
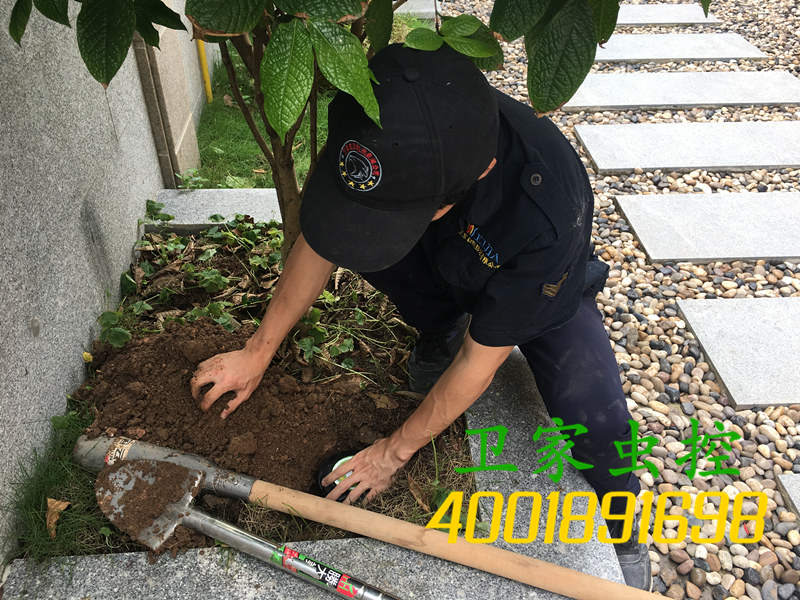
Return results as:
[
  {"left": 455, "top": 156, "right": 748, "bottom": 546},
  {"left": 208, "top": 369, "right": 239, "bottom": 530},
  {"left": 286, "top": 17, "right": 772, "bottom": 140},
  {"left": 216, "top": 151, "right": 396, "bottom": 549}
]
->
[{"left": 7, "top": 0, "right": 714, "bottom": 114}]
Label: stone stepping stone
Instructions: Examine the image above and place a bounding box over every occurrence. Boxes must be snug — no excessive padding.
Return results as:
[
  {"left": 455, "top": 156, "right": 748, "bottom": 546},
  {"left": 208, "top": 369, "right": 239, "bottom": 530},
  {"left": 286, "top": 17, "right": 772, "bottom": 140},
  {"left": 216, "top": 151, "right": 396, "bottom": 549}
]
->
[
  {"left": 616, "top": 4, "right": 720, "bottom": 26},
  {"left": 615, "top": 192, "right": 800, "bottom": 263},
  {"left": 394, "top": 0, "right": 440, "bottom": 19},
  {"left": 777, "top": 474, "right": 800, "bottom": 517},
  {"left": 676, "top": 298, "right": 800, "bottom": 408},
  {"left": 594, "top": 33, "right": 765, "bottom": 62},
  {"left": 564, "top": 71, "right": 800, "bottom": 111},
  {"left": 574, "top": 121, "right": 800, "bottom": 173},
  {"left": 149, "top": 188, "right": 281, "bottom": 232},
  {"left": 3, "top": 351, "right": 623, "bottom": 598}
]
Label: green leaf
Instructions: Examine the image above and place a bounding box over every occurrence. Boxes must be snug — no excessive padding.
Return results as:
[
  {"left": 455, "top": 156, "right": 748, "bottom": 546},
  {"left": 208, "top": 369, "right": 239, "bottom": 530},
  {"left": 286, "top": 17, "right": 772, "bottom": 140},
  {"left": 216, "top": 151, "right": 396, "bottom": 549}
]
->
[
  {"left": 404, "top": 27, "right": 442, "bottom": 51},
  {"left": 308, "top": 19, "right": 380, "bottom": 126},
  {"left": 105, "top": 327, "right": 132, "bottom": 348},
  {"left": 136, "top": 19, "right": 160, "bottom": 47},
  {"left": 364, "top": 0, "right": 392, "bottom": 53},
  {"left": 274, "top": 0, "right": 365, "bottom": 21},
  {"left": 33, "top": 0, "right": 69, "bottom": 27},
  {"left": 442, "top": 35, "right": 497, "bottom": 57},
  {"left": 9, "top": 0, "right": 33, "bottom": 45},
  {"left": 135, "top": 0, "right": 185, "bottom": 30},
  {"left": 262, "top": 19, "right": 314, "bottom": 139},
  {"left": 587, "top": 0, "right": 619, "bottom": 45},
  {"left": 439, "top": 14, "right": 482, "bottom": 37},
  {"left": 466, "top": 21, "right": 503, "bottom": 70},
  {"left": 76, "top": 0, "right": 137, "bottom": 87},
  {"left": 199, "top": 248, "right": 217, "bottom": 261},
  {"left": 120, "top": 271, "right": 137, "bottom": 297},
  {"left": 208, "top": 213, "right": 226, "bottom": 222},
  {"left": 184, "top": 0, "right": 266, "bottom": 36},
  {"left": 700, "top": 0, "right": 710, "bottom": 17},
  {"left": 489, "top": 0, "right": 550, "bottom": 42},
  {"left": 98, "top": 311, "right": 120, "bottom": 328},
  {"left": 130, "top": 300, "right": 153, "bottom": 315},
  {"left": 524, "top": 0, "right": 596, "bottom": 113}
]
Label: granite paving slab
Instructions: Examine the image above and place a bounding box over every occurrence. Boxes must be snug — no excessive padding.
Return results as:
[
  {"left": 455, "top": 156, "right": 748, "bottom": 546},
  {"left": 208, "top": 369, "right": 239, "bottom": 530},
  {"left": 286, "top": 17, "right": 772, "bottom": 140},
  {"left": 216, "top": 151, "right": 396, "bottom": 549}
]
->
[
  {"left": 615, "top": 192, "right": 800, "bottom": 263},
  {"left": 1, "top": 350, "right": 623, "bottom": 599},
  {"left": 564, "top": 71, "right": 800, "bottom": 111},
  {"left": 574, "top": 121, "right": 800, "bottom": 173},
  {"left": 594, "top": 33, "right": 765, "bottom": 62},
  {"left": 148, "top": 189, "right": 281, "bottom": 233},
  {"left": 394, "top": 0, "right": 441, "bottom": 20},
  {"left": 777, "top": 474, "right": 800, "bottom": 517},
  {"left": 676, "top": 298, "right": 800, "bottom": 408},
  {"left": 616, "top": 4, "right": 720, "bottom": 25}
]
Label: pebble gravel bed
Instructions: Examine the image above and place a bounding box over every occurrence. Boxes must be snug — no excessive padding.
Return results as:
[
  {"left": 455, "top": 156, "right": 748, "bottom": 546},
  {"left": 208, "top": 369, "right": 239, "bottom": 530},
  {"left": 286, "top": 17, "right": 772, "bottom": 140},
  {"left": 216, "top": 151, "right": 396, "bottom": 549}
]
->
[{"left": 439, "top": 1, "right": 800, "bottom": 599}]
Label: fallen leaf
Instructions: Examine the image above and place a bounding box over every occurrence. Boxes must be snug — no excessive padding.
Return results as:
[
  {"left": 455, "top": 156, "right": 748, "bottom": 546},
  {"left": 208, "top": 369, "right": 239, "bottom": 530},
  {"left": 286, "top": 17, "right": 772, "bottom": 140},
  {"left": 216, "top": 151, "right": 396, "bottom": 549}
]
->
[
  {"left": 223, "top": 94, "right": 235, "bottom": 107},
  {"left": 125, "top": 427, "right": 147, "bottom": 439},
  {"left": 252, "top": 168, "right": 267, "bottom": 174},
  {"left": 46, "top": 498, "right": 70, "bottom": 539},
  {"left": 368, "top": 392, "right": 398, "bottom": 410},
  {"left": 407, "top": 475, "right": 430, "bottom": 512},
  {"left": 82, "top": 351, "right": 93, "bottom": 363}
]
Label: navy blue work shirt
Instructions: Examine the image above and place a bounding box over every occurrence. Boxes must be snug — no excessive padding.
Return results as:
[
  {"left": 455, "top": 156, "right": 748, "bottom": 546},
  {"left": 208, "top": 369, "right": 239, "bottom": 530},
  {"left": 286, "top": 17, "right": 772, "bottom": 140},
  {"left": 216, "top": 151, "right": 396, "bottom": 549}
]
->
[{"left": 418, "top": 90, "right": 608, "bottom": 347}]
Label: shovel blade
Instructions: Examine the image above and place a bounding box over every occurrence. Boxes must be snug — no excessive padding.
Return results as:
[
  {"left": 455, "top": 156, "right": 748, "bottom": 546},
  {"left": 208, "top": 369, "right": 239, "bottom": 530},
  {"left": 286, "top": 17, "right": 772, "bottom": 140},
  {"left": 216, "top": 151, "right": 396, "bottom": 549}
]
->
[{"left": 95, "top": 459, "right": 203, "bottom": 551}]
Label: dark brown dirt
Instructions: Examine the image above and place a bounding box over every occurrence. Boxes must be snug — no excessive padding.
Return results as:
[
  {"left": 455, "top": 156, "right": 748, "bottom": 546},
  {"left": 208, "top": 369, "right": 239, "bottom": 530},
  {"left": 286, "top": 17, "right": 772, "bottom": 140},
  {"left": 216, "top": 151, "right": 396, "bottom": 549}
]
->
[
  {"left": 95, "top": 459, "right": 199, "bottom": 545},
  {"left": 81, "top": 319, "right": 419, "bottom": 495}
]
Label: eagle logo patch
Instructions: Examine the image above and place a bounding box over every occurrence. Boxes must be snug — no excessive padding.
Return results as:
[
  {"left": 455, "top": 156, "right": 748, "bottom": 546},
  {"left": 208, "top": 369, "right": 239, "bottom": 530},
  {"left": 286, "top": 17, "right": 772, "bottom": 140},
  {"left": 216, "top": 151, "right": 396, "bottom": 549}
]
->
[{"left": 339, "top": 140, "right": 381, "bottom": 191}]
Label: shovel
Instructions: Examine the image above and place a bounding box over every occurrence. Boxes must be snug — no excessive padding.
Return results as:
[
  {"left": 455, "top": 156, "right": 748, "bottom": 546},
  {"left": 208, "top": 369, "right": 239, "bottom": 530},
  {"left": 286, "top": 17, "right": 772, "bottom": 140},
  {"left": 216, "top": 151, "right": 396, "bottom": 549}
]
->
[
  {"left": 95, "top": 458, "right": 398, "bottom": 600},
  {"left": 77, "top": 434, "right": 661, "bottom": 600}
]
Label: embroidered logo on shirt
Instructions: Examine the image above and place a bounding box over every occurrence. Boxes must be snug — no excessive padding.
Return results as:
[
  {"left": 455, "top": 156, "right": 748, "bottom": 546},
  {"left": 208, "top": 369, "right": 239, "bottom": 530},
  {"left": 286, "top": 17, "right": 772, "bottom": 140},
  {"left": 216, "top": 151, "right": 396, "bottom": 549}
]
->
[
  {"left": 338, "top": 140, "right": 381, "bottom": 191},
  {"left": 542, "top": 272, "right": 568, "bottom": 297},
  {"left": 459, "top": 224, "right": 500, "bottom": 269}
]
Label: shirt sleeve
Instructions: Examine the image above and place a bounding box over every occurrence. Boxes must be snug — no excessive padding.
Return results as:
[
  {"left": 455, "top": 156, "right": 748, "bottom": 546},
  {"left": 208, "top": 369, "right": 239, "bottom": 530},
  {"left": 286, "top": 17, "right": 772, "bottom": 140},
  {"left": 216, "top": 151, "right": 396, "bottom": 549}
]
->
[{"left": 468, "top": 239, "right": 588, "bottom": 347}]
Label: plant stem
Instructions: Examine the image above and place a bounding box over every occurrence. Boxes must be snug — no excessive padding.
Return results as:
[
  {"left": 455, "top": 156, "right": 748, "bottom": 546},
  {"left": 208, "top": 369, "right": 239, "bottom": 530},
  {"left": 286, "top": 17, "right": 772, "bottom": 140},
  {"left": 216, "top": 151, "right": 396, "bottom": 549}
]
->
[{"left": 218, "top": 41, "right": 275, "bottom": 168}]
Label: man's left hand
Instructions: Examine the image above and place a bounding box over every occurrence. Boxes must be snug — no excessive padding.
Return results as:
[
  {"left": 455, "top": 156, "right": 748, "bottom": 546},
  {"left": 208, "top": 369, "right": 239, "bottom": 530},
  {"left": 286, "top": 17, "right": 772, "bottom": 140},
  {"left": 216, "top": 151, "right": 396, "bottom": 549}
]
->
[{"left": 322, "top": 437, "right": 408, "bottom": 504}]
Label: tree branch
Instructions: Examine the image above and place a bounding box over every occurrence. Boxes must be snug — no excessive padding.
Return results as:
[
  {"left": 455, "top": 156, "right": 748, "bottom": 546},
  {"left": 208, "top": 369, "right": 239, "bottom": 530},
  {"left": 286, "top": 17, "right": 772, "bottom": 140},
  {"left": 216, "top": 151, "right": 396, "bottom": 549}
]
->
[
  {"left": 219, "top": 41, "right": 275, "bottom": 167},
  {"left": 230, "top": 34, "right": 258, "bottom": 80},
  {"left": 309, "top": 63, "right": 319, "bottom": 174}
]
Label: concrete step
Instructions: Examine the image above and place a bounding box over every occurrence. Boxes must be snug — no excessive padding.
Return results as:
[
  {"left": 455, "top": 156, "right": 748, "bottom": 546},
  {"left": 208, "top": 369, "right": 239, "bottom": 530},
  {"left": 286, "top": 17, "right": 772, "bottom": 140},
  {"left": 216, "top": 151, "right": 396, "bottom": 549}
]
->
[
  {"left": 575, "top": 121, "right": 800, "bottom": 174},
  {"left": 564, "top": 71, "right": 800, "bottom": 111},
  {"left": 394, "top": 0, "right": 441, "bottom": 20},
  {"left": 777, "top": 474, "right": 800, "bottom": 516},
  {"left": 616, "top": 192, "right": 800, "bottom": 263},
  {"left": 677, "top": 298, "right": 800, "bottom": 408},
  {"left": 594, "top": 33, "right": 765, "bottom": 62},
  {"left": 2, "top": 350, "right": 623, "bottom": 599},
  {"left": 616, "top": 4, "right": 721, "bottom": 26},
  {"left": 147, "top": 188, "right": 281, "bottom": 232}
]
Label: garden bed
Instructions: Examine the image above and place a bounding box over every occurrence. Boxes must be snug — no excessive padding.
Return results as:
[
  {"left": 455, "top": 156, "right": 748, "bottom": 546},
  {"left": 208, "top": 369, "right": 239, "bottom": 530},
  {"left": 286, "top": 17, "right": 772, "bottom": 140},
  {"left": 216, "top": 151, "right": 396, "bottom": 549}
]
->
[{"left": 14, "top": 213, "right": 475, "bottom": 560}]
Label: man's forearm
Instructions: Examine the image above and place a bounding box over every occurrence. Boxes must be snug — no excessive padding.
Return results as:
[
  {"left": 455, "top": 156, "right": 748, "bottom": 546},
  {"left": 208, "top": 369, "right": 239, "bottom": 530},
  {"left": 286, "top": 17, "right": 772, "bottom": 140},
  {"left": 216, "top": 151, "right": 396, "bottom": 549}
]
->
[
  {"left": 246, "top": 233, "right": 335, "bottom": 365},
  {"left": 388, "top": 337, "right": 514, "bottom": 462}
]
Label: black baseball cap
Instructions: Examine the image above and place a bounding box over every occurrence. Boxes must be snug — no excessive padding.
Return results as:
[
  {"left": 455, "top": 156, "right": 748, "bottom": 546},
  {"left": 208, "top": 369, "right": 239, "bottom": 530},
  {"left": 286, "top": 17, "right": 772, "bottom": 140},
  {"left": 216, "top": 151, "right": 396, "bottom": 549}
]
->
[{"left": 300, "top": 43, "right": 499, "bottom": 272}]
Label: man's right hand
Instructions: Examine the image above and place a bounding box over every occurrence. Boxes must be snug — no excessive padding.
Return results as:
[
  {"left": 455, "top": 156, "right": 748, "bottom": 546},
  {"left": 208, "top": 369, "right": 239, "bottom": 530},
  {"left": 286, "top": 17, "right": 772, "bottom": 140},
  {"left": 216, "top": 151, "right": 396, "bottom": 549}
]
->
[{"left": 190, "top": 347, "right": 268, "bottom": 419}]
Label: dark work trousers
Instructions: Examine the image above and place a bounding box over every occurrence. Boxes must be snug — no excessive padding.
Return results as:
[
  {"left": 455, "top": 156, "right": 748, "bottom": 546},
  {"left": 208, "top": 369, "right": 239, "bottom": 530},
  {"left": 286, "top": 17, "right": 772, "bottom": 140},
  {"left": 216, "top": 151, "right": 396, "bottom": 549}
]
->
[{"left": 361, "top": 243, "right": 641, "bottom": 512}]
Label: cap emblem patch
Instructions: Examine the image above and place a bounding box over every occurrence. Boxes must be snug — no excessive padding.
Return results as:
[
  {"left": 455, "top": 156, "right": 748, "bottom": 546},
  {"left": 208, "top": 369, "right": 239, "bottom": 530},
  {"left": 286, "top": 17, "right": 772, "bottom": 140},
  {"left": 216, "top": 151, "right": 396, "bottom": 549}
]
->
[{"left": 339, "top": 140, "right": 381, "bottom": 192}]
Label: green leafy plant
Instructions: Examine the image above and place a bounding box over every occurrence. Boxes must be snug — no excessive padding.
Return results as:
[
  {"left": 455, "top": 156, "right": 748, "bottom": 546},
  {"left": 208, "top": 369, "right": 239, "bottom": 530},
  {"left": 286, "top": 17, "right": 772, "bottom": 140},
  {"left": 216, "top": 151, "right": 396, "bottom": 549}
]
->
[
  {"left": 176, "top": 169, "right": 211, "bottom": 190},
  {"left": 144, "top": 199, "right": 175, "bottom": 223},
  {"left": 6, "top": 0, "right": 716, "bottom": 255},
  {"left": 97, "top": 311, "right": 132, "bottom": 349}
]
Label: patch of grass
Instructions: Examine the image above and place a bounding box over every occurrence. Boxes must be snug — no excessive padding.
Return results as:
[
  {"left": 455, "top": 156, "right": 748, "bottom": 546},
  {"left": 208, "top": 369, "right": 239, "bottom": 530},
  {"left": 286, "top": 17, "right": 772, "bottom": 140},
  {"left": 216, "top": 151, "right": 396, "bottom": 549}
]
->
[{"left": 7, "top": 395, "right": 140, "bottom": 561}]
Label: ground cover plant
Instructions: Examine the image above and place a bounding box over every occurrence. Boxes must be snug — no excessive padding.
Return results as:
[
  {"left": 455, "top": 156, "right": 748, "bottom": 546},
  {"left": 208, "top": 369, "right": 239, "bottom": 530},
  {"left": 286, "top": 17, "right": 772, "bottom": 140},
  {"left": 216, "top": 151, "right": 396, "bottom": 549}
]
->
[{"left": 10, "top": 210, "right": 477, "bottom": 561}]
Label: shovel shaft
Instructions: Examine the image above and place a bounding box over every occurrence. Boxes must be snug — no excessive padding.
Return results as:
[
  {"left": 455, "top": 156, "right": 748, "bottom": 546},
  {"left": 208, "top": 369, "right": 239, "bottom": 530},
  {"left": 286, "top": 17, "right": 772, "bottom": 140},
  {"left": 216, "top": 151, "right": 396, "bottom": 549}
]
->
[{"left": 184, "top": 508, "right": 399, "bottom": 600}]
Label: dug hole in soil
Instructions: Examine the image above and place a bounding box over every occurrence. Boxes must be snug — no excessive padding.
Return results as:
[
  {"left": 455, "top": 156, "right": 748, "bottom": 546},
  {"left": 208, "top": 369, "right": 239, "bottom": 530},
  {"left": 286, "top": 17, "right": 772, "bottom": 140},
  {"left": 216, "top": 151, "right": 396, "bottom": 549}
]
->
[{"left": 78, "top": 319, "right": 451, "bottom": 551}]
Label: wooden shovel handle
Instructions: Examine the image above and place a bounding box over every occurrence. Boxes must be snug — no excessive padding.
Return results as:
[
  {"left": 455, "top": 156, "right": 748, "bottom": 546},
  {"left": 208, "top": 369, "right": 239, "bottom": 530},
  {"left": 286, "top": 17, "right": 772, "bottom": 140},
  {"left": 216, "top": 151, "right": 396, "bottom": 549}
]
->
[{"left": 249, "top": 480, "right": 659, "bottom": 600}]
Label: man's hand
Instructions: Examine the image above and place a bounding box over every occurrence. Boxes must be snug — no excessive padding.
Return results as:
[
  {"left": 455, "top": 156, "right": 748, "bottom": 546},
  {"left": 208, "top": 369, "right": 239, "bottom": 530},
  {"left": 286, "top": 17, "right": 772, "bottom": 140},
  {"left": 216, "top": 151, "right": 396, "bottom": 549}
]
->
[
  {"left": 190, "top": 348, "right": 267, "bottom": 419},
  {"left": 322, "top": 437, "right": 409, "bottom": 504}
]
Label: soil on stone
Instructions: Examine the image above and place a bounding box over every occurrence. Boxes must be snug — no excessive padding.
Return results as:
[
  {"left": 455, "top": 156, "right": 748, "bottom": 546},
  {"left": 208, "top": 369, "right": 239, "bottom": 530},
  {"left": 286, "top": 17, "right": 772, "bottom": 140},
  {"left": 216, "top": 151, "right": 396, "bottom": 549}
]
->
[
  {"left": 81, "top": 318, "right": 419, "bottom": 507},
  {"left": 95, "top": 460, "right": 199, "bottom": 543}
]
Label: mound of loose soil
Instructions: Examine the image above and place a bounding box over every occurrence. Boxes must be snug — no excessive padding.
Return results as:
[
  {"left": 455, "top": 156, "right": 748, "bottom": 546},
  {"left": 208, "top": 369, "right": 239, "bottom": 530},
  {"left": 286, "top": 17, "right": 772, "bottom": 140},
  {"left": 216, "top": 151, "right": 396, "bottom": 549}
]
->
[{"left": 81, "top": 319, "right": 419, "bottom": 495}]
